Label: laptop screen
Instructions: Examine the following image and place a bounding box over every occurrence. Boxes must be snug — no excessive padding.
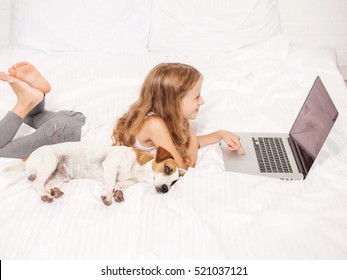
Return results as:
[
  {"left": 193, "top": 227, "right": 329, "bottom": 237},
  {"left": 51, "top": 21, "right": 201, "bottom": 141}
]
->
[{"left": 289, "top": 76, "right": 338, "bottom": 173}]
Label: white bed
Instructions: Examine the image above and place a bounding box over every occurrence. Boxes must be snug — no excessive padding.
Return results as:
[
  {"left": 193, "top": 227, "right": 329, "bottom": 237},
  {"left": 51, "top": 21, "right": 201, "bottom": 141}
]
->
[{"left": 1, "top": 0, "right": 347, "bottom": 260}]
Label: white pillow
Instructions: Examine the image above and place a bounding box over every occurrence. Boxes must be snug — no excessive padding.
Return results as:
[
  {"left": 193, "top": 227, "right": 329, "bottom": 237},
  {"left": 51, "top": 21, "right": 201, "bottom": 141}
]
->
[
  {"left": 148, "top": 0, "right": 281, "bottom": 54},
  {"left": 9, "top": 0, "right": 152, "bottom": 54},
  {"left": 0, "top": 0, "right": 11, "bottom": 49}
]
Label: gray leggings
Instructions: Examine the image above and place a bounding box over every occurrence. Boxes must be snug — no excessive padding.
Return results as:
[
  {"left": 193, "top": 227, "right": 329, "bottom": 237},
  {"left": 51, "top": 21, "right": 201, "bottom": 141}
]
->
[{"left": 0, "top": 98, "right": 86, "bottom": 158}]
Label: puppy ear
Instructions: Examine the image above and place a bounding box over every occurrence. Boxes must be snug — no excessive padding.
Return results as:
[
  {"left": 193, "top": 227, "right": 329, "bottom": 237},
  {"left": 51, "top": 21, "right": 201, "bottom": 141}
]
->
[
  {"left": 178, "top": 168, "right": 186, "bottom": 177},
  {"left": 155, "top": 146, "right": 174, "bottom": 163}
]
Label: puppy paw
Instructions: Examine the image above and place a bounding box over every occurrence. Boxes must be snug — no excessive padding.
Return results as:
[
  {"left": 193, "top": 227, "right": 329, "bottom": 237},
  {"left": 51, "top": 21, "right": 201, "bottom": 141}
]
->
[
  {"left": 101, "top": 195, "right": 112, "bottom": 206},
  {"left": 113, "top": 189, "right": 124, "bottom": 203},
  {"left": 50, "top": 187, "right": 64, "bottom": 198},
  {"left": 41, "top": 195, "right": 53, "bottom": 203}
]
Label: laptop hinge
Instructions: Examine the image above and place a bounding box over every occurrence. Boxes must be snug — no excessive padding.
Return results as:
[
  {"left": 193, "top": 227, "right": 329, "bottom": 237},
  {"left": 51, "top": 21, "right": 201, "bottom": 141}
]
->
[{"left": 287, "top": 137, "right": 306, "bottom": 178}]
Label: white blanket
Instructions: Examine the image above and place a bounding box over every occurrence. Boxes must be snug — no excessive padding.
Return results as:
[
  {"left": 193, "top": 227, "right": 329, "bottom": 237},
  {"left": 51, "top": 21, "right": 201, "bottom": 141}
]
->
[{"left": 1, "top": 39, "right": 347, "bottom": 259}]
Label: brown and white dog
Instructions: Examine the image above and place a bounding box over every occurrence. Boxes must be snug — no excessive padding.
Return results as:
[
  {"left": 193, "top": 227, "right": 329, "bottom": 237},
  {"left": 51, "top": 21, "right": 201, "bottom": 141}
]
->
[{"left": 21, "top": 142, "right": 179, "bottom": 205}]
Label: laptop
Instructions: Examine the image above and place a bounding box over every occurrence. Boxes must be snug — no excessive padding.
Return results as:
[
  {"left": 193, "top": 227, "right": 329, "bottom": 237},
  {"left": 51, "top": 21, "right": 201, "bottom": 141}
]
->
[{"left": 220, "top": 76, "right": 339, "bottom": 180}]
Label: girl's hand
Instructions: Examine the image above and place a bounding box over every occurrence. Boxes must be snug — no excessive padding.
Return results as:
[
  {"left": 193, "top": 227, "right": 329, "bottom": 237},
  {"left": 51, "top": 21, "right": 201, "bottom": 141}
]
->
[{"left": 220, "top": 130, "right": 246, "bottom": 155}]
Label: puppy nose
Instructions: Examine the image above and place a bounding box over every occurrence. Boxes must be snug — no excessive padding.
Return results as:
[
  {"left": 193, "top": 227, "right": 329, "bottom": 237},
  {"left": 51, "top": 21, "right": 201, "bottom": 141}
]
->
[{"left": 159, "top": 184, "right": 169, "bottom": 193}]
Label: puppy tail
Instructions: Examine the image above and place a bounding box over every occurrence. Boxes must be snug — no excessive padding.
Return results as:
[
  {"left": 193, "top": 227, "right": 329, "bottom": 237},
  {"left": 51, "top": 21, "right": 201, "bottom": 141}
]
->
[{"left": 2, "top": 159, "right": 26, "bottom": 172}]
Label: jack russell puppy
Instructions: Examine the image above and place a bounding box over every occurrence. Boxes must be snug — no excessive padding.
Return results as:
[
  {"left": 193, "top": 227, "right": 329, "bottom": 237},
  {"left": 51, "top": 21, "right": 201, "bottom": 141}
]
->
[{"left": 19, "top": 142, "right": 180, "bottom": 205}]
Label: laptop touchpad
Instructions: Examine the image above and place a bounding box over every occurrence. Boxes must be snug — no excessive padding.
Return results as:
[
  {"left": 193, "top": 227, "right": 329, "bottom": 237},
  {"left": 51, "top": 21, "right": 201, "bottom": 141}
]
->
[{"left": 226, "top": 146, "right": 252, "bottom": 161}]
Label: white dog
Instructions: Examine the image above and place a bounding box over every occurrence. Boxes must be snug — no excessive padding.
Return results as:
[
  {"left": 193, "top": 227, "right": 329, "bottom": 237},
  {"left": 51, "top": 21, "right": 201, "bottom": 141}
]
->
[{"left": 19, "top": 142, "right": 180, "bottom": 205}]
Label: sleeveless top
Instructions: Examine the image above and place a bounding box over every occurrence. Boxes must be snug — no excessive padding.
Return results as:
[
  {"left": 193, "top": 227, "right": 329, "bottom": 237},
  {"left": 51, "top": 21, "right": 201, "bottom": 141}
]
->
[
  {"left": 134, "top": 138, "right": 156, "bottom": 154},
  {"left": 134, "top": 112, "right": 157, "bottom": 154}
]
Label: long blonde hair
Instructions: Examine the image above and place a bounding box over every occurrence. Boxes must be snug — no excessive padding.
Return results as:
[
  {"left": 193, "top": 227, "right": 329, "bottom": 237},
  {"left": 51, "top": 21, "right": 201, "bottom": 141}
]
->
[{"left": 112, "top": 63, "right": 202, "bottom": 166}]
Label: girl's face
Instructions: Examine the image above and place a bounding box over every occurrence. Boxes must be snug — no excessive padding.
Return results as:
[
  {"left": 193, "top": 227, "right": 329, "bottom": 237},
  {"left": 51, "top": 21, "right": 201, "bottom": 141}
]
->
[{"left": 180, "top": 78, "right": 204, "bottom": 120}]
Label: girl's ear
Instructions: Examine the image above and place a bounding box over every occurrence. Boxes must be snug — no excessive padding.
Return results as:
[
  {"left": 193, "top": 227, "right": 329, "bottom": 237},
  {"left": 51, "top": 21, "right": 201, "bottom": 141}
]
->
[{"left": 155, "top": 146, "right": 174, "bottom": 163}]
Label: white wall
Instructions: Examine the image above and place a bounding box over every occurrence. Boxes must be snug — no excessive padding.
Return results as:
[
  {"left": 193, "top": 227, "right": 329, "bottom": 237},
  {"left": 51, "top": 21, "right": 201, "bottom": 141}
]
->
[{"left": 278, "top": 0, "right": 347, "bottom": 78}]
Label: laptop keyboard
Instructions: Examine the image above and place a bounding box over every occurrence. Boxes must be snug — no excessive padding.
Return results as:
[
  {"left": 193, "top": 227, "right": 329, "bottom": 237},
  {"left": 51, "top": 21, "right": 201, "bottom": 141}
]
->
[{"left": 252, "top": 137, "right": 293, "bottom": 173}]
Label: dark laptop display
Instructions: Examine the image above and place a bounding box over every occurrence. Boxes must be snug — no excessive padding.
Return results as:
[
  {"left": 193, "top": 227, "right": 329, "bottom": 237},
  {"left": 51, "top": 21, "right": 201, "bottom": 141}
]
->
[{"left": 289, "top": 77, "right": 339, "bottom": 176}]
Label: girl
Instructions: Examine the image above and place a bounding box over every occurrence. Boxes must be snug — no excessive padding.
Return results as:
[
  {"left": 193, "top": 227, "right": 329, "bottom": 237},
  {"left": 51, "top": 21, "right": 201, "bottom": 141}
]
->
[
  {"left": 112, "top": 62, "right": 245, "bottom": 170},
  {"left": 0, "top": 62, "right": 86, "bottom": 158}
]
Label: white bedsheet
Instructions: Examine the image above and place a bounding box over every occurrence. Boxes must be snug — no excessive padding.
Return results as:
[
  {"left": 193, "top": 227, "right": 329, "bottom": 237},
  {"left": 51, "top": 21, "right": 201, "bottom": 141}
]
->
[{"left": 1, "top": 40, "right": 347, "bottom": 259}]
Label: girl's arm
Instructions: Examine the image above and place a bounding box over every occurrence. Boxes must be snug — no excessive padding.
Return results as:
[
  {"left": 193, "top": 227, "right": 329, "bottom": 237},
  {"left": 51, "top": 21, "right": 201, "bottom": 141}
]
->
[
  {"left": 187, "top": 127, "right": 199, "bottom": 166},
  {"left": 197, "top": 130, "right": 245, "bottom": 154},
  {"left": 140, "top": 116, "right": 191, "bottom": 169}
]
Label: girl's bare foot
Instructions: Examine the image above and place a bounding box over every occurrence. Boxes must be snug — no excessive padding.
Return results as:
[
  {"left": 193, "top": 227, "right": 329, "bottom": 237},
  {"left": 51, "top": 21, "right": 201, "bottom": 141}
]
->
[
  {"left": 0, "top": 72, "right": 45, "bottom": 119},
  {"left": 8, "top": 61, "right": 51, "bottom": 94}
]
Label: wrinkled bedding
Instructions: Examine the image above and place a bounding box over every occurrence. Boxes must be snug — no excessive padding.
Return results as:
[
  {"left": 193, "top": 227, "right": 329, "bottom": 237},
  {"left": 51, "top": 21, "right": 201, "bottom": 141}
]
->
[{"left": 1, "top": 39, "right": 347, "bottom": 259}]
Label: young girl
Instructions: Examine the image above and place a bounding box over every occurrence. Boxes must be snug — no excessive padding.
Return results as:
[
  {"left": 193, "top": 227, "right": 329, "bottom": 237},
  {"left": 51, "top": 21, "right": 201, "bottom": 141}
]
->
[
  {"left": 112, "top": 63, "right": 245, "bottom": 170},
  {"left": 0, "top": 62, "right": 86, "bottom": 158}
]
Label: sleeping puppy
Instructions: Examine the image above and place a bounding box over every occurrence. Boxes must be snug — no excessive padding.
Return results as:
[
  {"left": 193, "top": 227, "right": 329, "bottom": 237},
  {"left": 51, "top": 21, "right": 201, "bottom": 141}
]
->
[{"left": 23, "top": 142, "right": 179, "bottom": 205}]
